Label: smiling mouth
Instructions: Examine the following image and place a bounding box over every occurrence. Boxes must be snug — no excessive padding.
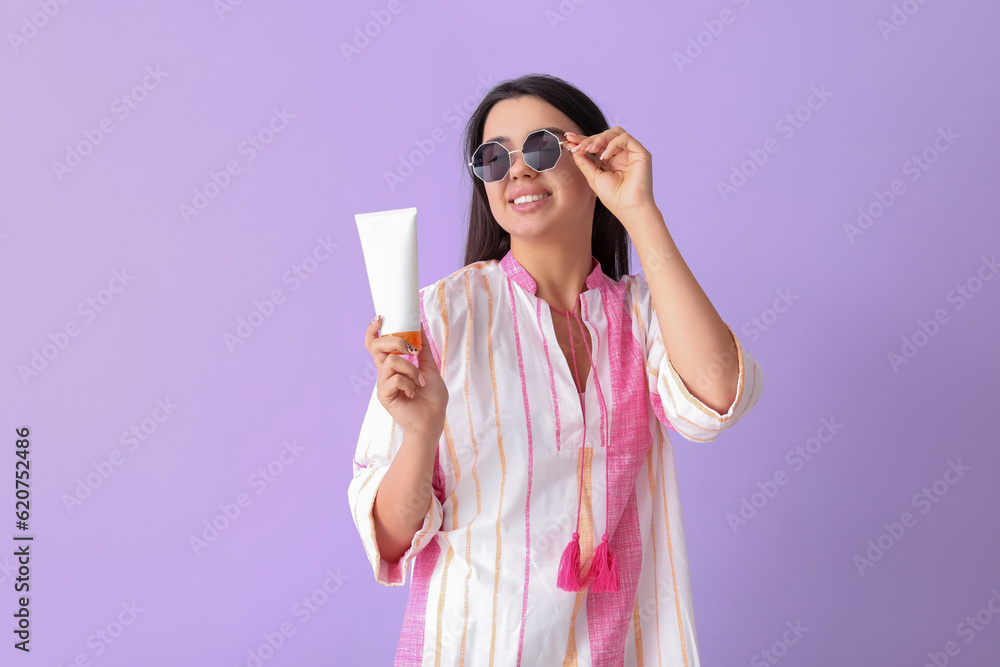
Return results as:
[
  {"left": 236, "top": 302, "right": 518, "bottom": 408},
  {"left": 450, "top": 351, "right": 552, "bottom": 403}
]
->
[{"left": 510, "top": 193, "right": 552, "bottom": 206}]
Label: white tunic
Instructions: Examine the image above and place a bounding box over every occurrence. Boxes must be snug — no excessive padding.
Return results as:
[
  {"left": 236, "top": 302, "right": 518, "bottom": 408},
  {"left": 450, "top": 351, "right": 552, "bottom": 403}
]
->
[{"left": 349, "top": 249, "right": 764, "bottom": 666}]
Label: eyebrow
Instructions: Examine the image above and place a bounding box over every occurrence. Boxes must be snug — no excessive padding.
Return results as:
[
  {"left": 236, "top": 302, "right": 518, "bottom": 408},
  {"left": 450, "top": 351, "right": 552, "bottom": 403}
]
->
[{"left": 484, "top": 126, "right": 566, "bottom": 145}]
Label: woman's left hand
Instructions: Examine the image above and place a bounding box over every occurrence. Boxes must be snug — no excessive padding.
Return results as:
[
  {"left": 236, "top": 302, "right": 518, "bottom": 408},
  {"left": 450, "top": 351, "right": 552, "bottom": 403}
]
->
[{"left": 564, "top": 127, "right": 657, "bottom": 224}]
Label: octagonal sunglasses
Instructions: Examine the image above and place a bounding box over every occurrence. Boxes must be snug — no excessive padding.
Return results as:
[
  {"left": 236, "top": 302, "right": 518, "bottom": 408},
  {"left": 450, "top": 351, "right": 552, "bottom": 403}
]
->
[{"left": 467, "top": 128, "right": 569, "bottom": 183}]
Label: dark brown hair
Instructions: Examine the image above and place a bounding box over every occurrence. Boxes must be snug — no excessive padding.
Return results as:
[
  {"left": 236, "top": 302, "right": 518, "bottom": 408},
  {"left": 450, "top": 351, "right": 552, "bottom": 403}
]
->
[{"left": 460, "top": 73, "right": 631, "bottom": 281}]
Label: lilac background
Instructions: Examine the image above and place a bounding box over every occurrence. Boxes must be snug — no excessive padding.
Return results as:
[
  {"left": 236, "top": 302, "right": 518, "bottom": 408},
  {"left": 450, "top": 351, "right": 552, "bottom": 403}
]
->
[{"left": 2, "top": 0, "right": 999, "bottom": 665}]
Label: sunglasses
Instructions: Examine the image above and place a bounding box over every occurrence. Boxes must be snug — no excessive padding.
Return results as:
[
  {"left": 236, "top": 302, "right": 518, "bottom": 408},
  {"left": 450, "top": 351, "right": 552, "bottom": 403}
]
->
[{"left": 467, "top": 128, "right": 568, "bottom": 183}]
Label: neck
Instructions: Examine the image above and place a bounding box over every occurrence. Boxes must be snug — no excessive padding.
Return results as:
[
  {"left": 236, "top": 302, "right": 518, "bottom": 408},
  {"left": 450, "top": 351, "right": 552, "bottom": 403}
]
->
[{"left": 509, "top": 236, "right": 593, "bottom": 312}]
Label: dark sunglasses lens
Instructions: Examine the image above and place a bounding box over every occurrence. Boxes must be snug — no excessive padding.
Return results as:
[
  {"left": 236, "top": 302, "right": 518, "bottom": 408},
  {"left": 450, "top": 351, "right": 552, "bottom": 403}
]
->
[
  {"left": 472, "top": 143, "right": 509, "bottom": 182},
  {"left": 522, "top": 130, "right": 561, "bottom": 171}
]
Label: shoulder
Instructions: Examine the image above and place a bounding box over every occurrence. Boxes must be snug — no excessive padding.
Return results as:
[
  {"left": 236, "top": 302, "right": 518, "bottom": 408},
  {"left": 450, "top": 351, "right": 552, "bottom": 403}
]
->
[
  {"left": 418, "top": 259, "right": 503, "bottom": 301},
  {"left": 418, "top": 259, "right": 505, "bottom": 324},
  {"left": 599, "top": 271, "right": 647, "bottom": 304}
]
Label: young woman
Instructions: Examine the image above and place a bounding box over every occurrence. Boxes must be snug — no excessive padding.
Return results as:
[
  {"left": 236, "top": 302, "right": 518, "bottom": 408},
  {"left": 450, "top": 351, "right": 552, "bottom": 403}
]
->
[{"left": 350, "top": 74, "right": 764, "bottom": 667}]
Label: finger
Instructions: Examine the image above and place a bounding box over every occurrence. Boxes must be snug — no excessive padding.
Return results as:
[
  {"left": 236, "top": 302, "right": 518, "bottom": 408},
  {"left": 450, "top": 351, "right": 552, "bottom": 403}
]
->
[
  {"left": 364, "top": 315, "right": 382, "bottom": 354},
  {"left": 390, "top": 372, "right": 417, "bottom": 400},
  {"left": 379, "top": 370, "right": 417, "bottom": 402},
  {"left": 379, "top": 353, "right": 422, "bottom": 395},
  {"left": 570, "top": 142, "right": 603, "bottom": 181},
  {"left": 371, "top": 333, "right": 417, "bottom": 369},
  {"left": 566, "top": 127, "right": 622, "bottom": 156},
  {"left": 416, "top": 325, "right": 438, "bottom": 375},
  {"left": 598, "top": 134, "right": 628, "bottom": 162}
]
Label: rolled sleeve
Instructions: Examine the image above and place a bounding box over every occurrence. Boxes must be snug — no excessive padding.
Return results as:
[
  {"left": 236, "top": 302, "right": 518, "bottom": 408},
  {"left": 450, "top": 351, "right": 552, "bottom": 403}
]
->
[
  {"left": 347, "top": 386, "right": 444, "bottom": 587},
  {"left": 634, "top": 273, "right": 764, "bottom": 442}
]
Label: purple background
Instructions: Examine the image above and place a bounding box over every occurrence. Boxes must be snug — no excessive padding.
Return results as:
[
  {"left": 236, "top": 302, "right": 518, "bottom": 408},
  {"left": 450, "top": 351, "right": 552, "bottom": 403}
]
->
[{"left": 2, "top": 0, "right": 999, "bottom": 664}]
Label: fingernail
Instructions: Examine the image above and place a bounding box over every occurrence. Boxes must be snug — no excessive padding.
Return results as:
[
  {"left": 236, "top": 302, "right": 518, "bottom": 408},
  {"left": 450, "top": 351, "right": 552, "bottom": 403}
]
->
[
  {"left": 586, "top": 142, "right": 596, "bottom": 153},
  {"left": 418, "top": 373, "right": 426, "bottom": 387},
  {"left": 372, "top": 314, "right": 381, "bottom": 324},
  {"left": 406, "top": 343, "right": 418, "bottom": 354}
]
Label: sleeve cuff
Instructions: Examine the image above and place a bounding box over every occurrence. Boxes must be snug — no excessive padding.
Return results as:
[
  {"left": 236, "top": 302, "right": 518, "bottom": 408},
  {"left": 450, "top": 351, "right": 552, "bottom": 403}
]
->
[
  {"left": 350, "top": 464, "right": 444, "bottom": 587},
  {"left": 654, "top": 323, "right": 762, "bottom": 442}
]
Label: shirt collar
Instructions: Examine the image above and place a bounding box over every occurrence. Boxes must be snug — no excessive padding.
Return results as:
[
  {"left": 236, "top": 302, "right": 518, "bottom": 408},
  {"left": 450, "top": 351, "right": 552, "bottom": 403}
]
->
[{"left": 499, "top": 249, "right": 609, "bottom": 296}]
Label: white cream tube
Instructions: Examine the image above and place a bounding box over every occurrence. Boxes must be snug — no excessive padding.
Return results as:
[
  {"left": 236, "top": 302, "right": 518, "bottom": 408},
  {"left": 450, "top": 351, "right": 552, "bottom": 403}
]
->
[{"left": 355, "top": 207, "right": 422, "bottom": 354}]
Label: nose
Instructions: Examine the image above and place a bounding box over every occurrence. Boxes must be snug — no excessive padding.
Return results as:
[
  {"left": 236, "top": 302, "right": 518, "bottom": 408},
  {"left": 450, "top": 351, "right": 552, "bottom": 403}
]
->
[{"left": 507, "top": 149, "right": 533, "bottom": 180}]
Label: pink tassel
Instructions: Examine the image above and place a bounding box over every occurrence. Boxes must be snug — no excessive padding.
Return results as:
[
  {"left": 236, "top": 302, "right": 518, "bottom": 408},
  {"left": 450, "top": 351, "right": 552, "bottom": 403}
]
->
[
  {"left": 557, "top": 532, "right": 584, "bottom": 591},
  {"left": 589, "top": 533, "right": 619, "bottom": 593}
]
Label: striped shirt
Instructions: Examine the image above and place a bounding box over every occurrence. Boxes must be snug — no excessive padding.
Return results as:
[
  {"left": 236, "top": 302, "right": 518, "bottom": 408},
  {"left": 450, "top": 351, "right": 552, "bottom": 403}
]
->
[{"left": 349, "top": 249, "right": 764, "bottom": 666}]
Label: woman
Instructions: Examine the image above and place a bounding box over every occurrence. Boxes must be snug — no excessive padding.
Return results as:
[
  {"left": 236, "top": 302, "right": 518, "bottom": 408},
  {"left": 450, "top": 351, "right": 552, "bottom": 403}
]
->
[{"left": 350, "top": 73, "right": 764, "bottom": 666}]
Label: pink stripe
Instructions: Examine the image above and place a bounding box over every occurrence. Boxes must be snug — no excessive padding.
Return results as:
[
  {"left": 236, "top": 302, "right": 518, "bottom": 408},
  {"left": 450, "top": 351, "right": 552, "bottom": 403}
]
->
[
  {"left": 394, "top": 427, "right": 447, "bottom": 665},
  {"left": 649, "top": 390, "right": 677, "bottom": 432},
  {"left": 534, "top": 298, "right": 562, "bottom": 451},
  {"left": 419, "top": 292, "right": 441, "bottom": 370},
  {"left": 507, "top": 277, "right": 534, "bottom": 667},
  {"left": 586, "top": 280, "right": 651, "bottom": 664},
  {"left": 579, "top": 298, "right": 609, "bottom": 455},
  {"left": 394, "top": 538, "right": 441, "bottom": 666}
]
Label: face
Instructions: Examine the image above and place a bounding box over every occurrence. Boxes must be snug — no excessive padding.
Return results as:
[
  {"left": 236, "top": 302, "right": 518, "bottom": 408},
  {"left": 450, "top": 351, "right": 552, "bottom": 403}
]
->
[{"left": 477, "top": 96, "right": 597, "bottom": 243}]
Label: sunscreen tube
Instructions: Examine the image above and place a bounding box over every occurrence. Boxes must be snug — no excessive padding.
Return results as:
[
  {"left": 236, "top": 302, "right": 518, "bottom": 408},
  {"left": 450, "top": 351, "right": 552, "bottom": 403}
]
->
[{"left": 355, "top": 207, "right": 421, "bottom": 355}]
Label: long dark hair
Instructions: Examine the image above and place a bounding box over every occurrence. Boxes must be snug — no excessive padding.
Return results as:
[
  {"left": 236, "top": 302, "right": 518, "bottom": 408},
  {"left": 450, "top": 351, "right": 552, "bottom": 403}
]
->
[{"left": 460, "top": 73, "right": 631, "bottom": 282}]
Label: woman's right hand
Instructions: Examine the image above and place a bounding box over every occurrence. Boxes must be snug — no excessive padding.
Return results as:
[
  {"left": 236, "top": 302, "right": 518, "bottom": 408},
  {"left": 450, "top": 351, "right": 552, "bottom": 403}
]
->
[{"left": 364, "top": 316, "right": 448, "bottom": 440}]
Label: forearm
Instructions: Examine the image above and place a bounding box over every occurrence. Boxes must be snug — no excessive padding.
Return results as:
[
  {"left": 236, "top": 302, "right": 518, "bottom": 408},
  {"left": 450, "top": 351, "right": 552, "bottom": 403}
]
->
[
  {"left": 372, "top": 428, "right": 441, "bottom": 564},
  {"left": 625, "top": 207, "right": 739, "bottom": 414}
]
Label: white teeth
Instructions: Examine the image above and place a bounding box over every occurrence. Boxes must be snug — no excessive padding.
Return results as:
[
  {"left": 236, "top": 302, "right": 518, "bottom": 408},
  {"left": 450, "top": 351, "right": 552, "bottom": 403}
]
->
[{"left": 512, "top": 193, "right": 551, "bottom": 205}]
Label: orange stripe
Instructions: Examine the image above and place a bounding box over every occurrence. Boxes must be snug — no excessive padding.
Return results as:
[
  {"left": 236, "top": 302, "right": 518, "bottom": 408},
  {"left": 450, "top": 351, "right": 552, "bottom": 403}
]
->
[
  {"left": 434, "top": 281, "right": 460, "bottom": 666},
  {"left": 655, "top": 328, "right": 742, "bottom": 422},
  {"left": 442, "top": 260, "right": 494, "bottom": 283},
  {"left": 485, "top": 276, "right": 505, "bottom": 667},
  {"left": 632, "top": 594, "right": 645, "bottom": 666},
  {"left": 644, "top": 442, "right": 663, "bottom": 666},
  {"left": 459, "top": 274, "right": 482, "bottom": 665},
  {"left": 562, "top": 445, "right": 595, "bottom": 666},
  {"left": 658, "top": 428, "right": 689, "bottom": 666},
  {"left": 646, "top": 363, "right": 723, "bottom": 439},
  {"left": 356, "top": 419, "right": 397, "bottom": 570}
]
